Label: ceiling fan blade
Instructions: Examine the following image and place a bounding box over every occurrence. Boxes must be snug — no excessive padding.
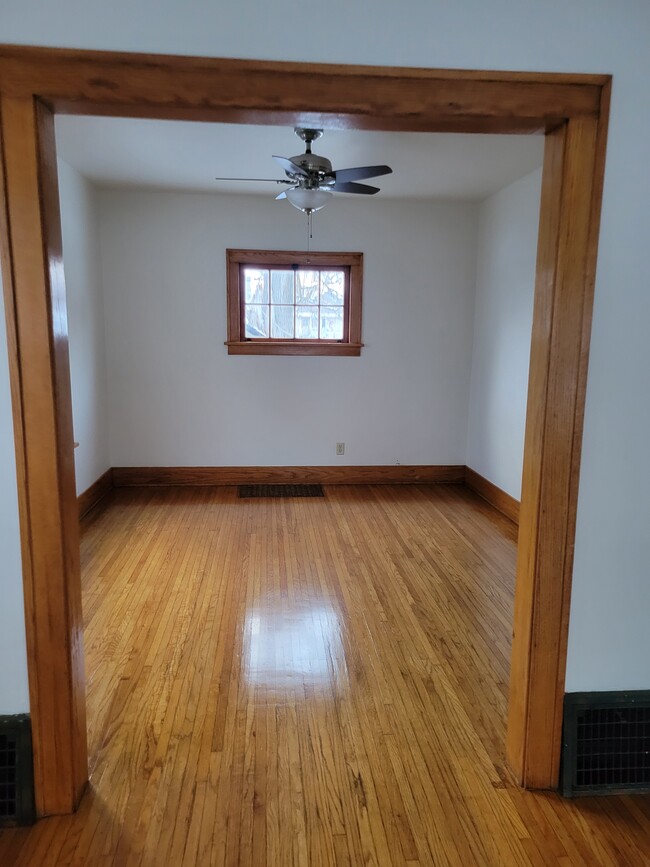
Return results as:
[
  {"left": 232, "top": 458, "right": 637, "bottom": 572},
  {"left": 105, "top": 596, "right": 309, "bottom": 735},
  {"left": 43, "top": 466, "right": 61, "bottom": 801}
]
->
[
  {"left": 331, "top": 165, "right": 393, "bottom": 183},
  {"left": 272, "top": 155, "right": 311, "bottom": 177},
  {"left": 214, "top": 177, "right": 291, "bottom": 184},
  {"left": 331, "top": 181, "right": 380, "bottom": 195}
]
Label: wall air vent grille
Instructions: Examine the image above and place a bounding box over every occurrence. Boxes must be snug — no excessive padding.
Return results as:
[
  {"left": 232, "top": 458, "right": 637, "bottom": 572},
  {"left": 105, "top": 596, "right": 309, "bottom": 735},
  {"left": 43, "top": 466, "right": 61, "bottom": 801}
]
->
[
  {"left": 0, "top": 732, "right": 17, "bottom": 819},
  {"left": 239, "top": 484, "right": 325, "bottom": 498},
  {"left": 562, "top": 692, "right": 650, "bottom": 796},
  {"left": 0, "top": 715, "right": 35, "bottom": 826}
]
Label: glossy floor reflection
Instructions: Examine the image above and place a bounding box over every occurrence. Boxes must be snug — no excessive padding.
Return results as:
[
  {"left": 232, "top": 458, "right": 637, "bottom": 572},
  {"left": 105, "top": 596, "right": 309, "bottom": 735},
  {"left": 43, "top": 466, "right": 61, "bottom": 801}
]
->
[{"left": 244, "top": 603, "right": 343, "bottom": 698}]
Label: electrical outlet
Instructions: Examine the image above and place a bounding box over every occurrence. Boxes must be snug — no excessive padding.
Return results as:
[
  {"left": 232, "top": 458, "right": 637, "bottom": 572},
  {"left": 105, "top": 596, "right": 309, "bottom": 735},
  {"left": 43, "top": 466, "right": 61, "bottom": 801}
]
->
[{"left": 336, "top": 442, "right": 345, "bottom": 456}]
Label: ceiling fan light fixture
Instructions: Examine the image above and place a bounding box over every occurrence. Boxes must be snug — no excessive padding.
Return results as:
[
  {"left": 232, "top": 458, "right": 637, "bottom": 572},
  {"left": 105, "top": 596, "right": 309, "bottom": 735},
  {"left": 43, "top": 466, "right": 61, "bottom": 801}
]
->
[{"left": 285, "top": 186, "right": 332, "bottom": 213}]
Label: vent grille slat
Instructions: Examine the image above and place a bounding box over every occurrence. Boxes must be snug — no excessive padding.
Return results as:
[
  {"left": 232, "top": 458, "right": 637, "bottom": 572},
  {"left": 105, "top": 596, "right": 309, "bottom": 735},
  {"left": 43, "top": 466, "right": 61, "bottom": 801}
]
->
[
  {"left": 562, "top": 692, "right": 650, "bottom": 796},
  {"left": 239, "top": 484, "right": 324, "bottom": 498}
]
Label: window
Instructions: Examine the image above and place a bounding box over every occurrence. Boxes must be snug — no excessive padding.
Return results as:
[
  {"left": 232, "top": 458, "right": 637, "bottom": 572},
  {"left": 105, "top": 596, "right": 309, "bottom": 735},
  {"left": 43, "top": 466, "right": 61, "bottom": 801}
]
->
[{"left": 225, "top": 249, "right": 363, "bottom": 356}]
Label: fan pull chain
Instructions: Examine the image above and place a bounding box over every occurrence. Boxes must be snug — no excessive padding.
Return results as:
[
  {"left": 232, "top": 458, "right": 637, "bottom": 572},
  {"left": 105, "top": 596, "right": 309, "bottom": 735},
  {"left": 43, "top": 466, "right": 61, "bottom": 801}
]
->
[{"left": 307, "top": 210, "right": 313, "bottom": 251}]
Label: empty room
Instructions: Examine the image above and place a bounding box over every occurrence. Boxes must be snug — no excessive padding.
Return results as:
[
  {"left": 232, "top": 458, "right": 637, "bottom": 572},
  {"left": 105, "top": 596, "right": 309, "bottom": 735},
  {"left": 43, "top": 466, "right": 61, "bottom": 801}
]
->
[
  {"left": 1, "top": 5, "right": 650, "bottom": 866},
  {"left": 58, "top": 118, "right": 541, "bottom": 863}
]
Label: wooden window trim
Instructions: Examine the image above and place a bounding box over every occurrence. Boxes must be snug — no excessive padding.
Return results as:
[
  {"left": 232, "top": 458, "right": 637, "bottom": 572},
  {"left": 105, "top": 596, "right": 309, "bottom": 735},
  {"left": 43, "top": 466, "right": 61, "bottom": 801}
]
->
[{"left": 225, "top": 249, "right": 363, "bottom": 356}]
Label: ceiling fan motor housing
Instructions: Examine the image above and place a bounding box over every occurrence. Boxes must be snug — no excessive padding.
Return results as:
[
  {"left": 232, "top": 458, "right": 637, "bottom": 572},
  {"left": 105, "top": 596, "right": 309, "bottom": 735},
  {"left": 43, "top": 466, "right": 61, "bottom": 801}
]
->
[
  {"left": 288, "top": 128, "right": 334, "bottom": 185},
  {"left": 289, "top": 152, "right": 333, "bottom": 183}
]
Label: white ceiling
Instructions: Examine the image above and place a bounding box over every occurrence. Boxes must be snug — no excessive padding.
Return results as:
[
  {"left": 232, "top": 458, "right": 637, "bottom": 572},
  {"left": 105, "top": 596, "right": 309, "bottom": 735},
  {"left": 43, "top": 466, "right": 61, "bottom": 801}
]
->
[{"left": 55, "top": 116, "right": 544, "bottom": 201}]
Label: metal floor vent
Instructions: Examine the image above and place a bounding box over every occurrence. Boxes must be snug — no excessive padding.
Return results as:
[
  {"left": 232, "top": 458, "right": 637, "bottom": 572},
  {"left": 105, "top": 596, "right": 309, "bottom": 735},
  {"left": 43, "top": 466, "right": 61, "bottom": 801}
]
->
[
  {"left": 239, "top": 484, "right": 324, "bottom": 498},
  {"left": 562, "top": 691, "right": 650, "bottom": 797},
  {"left": 0, "top": 715, "right": 35, "bottom": 826}
]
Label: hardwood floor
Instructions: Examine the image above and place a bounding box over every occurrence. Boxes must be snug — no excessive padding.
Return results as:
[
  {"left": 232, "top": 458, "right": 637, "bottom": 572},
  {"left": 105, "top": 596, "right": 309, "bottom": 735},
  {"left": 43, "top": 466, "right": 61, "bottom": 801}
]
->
[{"left": 1, "top": 485, "right": 648, "bottom": 866}]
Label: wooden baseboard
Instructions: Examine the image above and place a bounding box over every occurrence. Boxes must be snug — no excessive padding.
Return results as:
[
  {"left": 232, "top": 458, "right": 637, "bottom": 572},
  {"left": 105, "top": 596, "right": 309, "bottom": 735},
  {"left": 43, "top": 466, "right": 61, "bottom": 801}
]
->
[
  {"left": 464, "top": 467, "right": 520, "bottom": 525},
  {"left": 80, "top": 468, "right": 520, "bottom": 524},
  {"left": 78, "top": 468, "right": 114, "bottom": 519},
  {"left": 112, "top": 465, "right": 465, "bottom": 487}
]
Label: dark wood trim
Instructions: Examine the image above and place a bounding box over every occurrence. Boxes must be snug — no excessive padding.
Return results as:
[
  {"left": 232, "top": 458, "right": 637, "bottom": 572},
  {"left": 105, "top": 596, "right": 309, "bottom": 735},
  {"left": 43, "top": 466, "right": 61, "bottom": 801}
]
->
[
  {"left": 0, "top": 44, "right": 611, "bottom": 808},
  {"left": 225, "top": 341, "right": 363, "bottom": 357},
  {"left": 0, "top": 95, "right": 87, "bottom": 816},
  {"left": 77, "top": 468, "right": 113, "bottom": 519},
  {"left": 113, "top": 465, "right": 465, "bottom": 487},
  {"left": 226, "top": 249, "right": 363, "bottom": 267},
  {"left": 464, "top": 467, "right": 520, "bottom": 525}
]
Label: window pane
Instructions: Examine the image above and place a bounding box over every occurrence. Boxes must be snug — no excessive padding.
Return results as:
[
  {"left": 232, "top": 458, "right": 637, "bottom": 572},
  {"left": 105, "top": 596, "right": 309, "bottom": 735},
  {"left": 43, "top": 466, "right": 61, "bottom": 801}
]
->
[
  {"left": 320, "top": 306, "right": 344, "bottom": 340},
  {"left": 245, "top": 304, "right": 269, "bottom": 338},
  {"left": 271, "top": 305, "right": 295, "bottom": 338},
  {"left": 244, "top": 268, "right": 269, "bottom": 303},
  {"left": 271, "top": 270, "right": 294, "bottom": 304},
  {"left": 296, "top": 306, "right": 319, "bottom": 339},
  {"left": 320, "top": 270, "right": 345, "bottom": 306},
  {"left": 295, "top": 270, "right": 319, "bottom": 304}
]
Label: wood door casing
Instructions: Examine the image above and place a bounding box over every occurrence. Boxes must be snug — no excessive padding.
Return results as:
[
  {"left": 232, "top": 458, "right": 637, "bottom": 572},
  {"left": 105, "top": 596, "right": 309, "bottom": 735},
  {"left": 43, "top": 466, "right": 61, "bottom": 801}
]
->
[{"left": 0, "top": 46, "right": 611, "bottom": 814}]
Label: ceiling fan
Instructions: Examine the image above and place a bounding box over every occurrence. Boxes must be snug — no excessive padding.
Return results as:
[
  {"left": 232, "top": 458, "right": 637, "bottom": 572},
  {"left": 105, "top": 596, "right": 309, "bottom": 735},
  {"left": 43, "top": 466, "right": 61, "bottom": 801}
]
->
[{"left": 214, "top": 127, "right": 393, "bottom": 213}]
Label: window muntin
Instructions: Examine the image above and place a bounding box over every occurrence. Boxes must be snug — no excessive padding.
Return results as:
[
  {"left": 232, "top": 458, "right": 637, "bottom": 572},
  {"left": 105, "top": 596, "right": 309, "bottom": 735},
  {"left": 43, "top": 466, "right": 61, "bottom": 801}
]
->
[{"left": 243, "top": 267, "right": 346, "bottom": 341}]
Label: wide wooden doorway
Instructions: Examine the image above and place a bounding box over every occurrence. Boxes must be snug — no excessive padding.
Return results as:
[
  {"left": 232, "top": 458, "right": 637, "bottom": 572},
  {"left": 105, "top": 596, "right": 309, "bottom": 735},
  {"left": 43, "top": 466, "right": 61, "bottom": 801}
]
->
[{"left": 0, "top": 46, "right": 610, "bottom": 815}]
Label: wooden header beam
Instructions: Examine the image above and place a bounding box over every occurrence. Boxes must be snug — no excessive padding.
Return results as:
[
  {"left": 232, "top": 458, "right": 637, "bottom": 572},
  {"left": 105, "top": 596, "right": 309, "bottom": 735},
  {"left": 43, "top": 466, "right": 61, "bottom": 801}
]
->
[{"left": 0, "top": 45, "right": 605, "bottom": 132}]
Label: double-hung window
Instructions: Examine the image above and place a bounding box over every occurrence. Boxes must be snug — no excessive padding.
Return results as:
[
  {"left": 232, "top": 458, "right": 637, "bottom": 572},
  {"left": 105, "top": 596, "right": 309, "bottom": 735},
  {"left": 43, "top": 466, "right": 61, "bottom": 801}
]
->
[{"left": 225, "top": 249, "right": 363, "bottom": 356}]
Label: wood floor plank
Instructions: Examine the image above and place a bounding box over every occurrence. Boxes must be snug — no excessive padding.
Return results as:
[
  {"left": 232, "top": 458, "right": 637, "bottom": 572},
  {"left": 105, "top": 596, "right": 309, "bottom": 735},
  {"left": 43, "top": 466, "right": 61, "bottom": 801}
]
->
[{"left": 1, "top": 484, "right": 649, "bottom": 866}]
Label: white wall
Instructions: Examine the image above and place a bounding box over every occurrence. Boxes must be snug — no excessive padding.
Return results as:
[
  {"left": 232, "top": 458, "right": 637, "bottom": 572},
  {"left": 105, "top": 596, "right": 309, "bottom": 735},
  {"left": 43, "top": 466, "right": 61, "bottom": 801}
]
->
[
  {"left": 0, "top": 273, "right": 30, "bottom": 714},
  {"left": 58, "top": 159, "right": 110, "bottom": 494},
  {"left": 1, "top": 0, "right": 649, "bottom": 695},
  {"left": 466, "top": 169, "right": 542, "bottom": 499},
  {"left": 99, "top": 189, "right": 478, "bottom": 467}
]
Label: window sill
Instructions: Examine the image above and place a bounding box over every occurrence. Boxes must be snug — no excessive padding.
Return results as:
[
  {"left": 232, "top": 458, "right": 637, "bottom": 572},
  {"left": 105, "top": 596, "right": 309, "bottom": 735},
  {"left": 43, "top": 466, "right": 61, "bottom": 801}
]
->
[{"left": 225, "top": 341, "right": 363, "bottom": 357}]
